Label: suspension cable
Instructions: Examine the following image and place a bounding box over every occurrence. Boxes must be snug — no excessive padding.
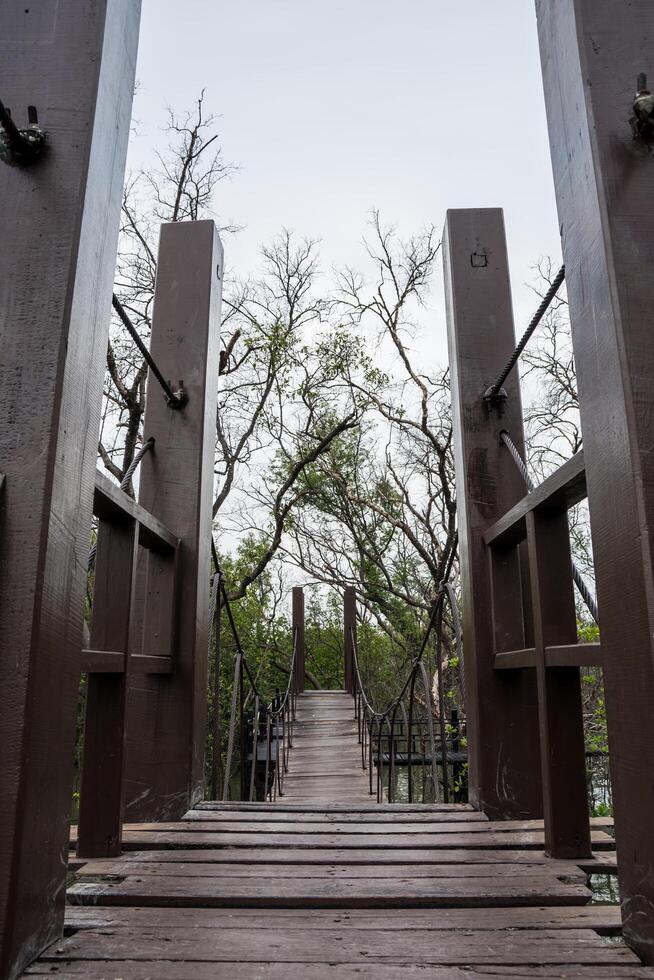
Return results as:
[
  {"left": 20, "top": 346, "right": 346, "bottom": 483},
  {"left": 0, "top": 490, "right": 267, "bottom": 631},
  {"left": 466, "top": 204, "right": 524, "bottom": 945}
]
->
[
  {"left": 500, "top": 430, "right": 599, "bottom": 624},
  {"left": 485, "top": 266, "right": 565, "bottom": 405},
  {"left": 112, "top": 294, "right": 186, "bottom": 409}
]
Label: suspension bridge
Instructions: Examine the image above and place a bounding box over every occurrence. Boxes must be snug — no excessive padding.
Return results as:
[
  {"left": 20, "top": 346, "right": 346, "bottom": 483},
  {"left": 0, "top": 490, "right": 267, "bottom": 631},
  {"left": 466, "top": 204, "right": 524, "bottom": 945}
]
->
[{"left": 3, "top": 1, "right": 654, "bottom": 977}]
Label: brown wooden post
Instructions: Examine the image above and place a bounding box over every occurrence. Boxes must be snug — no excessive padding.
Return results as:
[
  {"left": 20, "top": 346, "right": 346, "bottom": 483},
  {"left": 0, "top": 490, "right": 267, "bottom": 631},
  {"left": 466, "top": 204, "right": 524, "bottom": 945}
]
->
[
  {"left": 0, "top": 4, "right": 140, "bottom": 976},
  {"left": 123, "top": 220, "right": 223, "bottom": 821},
  {"left": 443, "top": 209, "right": 542, "bottom": 819},
  {"left": 526, "top": 511, "right": 590, "bottom": 859},
  {"left": 292, "top": 586, "right": 305, "bottom": 693},
  {"left": 77, "top": 516, "right": 139, "bottom": 858},
  {"left": 536, "top": 0, "right": 654, "bottom": 958},
  {"left": 344, "top": 586, "right": 356, "bottom": 694}
]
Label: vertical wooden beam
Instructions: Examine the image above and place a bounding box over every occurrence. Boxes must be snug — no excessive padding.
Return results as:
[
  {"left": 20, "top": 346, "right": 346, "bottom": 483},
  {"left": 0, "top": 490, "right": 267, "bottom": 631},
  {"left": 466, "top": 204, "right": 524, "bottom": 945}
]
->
[
  {"left": 292, "top": 587, "right": 305, "bottom": 693},
  {"left": 536, "top": 0, "right": 654, "bottom": 958},
  {"left": 77, "top": 517, "right": 139, "bottom": 858},
  {"left": 124, "top": 220, "right": 223, "bottom": 821},
  {"left": 0, "top": 4, "right": 140, "bottom": 977},
  {"left": 343, "top": 586, "right": 356, "bottom": 694},
  {"left": 443, "top": 209, "right": 542, "bottom": 819},
  {"left": 526, "top": 510, "right": 590, "bottom": 859}
]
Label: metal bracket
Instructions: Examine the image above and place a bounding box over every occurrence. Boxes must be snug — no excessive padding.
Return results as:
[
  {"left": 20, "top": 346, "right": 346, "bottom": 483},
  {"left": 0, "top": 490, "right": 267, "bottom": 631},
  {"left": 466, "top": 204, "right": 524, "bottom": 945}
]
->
[
  {"left": 483, "top": 385, "right": 508, "bottom": 414},
  {"left": 166, "top": 380, "right": 188, "bottom": 409},
  {"left": 0, "top": 102, "right": 46, "bottom": 166},
  {"left": 630, "top": 73, "right": 654, "bottom": 140}
]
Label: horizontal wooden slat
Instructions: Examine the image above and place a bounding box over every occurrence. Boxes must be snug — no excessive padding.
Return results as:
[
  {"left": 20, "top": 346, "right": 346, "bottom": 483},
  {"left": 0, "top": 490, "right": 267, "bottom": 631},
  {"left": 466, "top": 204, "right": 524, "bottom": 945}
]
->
[
  {"left": 80, "top": 648, "right": 124, "bottom": 673},
  {"left": 494, "top": 643, "right": 602, "bottom": 670},
  {"left": 94, "top": 470, "right": 178, "bottom": 552},
  {"left": 132, "top": 654, "right": 174, "bottom": 674},
  {"left": 81, "top": 651, "right": 174, "bottom": 675},
  {"left": 484, "top": 451, "right": 587, "bottom": 547}
]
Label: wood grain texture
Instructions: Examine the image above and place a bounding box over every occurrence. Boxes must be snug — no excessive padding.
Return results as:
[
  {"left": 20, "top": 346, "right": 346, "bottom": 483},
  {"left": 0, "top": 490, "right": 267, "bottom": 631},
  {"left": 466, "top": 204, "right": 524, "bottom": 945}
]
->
[
  {"left": 0, "top": 3, "right": 140, "bottom": 976},
  {"left": 536, "top": 0, "right": 654, "bottom": 962},
  {"left": 443, "top": 209, "right": 542, "bottom": 819},
  {"left": 123, "top": 220, "right": 223, "bottom": 822}
]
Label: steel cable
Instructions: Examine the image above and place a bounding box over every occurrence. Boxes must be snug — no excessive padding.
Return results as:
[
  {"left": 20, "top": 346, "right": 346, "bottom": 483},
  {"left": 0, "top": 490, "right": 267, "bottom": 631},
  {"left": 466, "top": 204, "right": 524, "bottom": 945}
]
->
[
  {"left": 112, "top": 294, "right": 185, "bottom": 408},
  {"left": 486, "top": 266, "right": 565, "bottom": 402}
]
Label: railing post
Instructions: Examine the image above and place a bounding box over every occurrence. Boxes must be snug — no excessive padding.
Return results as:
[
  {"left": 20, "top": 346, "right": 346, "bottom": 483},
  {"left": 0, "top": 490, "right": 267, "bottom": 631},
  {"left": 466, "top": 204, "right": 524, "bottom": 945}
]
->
[
  {"left": 344, "top": 586, "right": 356, "bottom": 694},
  {"left": 0, "top": 4, "right": 140, "bottom": 976},
  {"left": 536, "top": 0, "right": 654, "bottom": 959},
  {"left": 76, "top": 516, "right": 139, "bottom": 858},
  {"left": 123, "top": 221, "right": 223, "bottom": 821},
  {"left": 443, "top": 209, "right": 543, "bottom": 819},
  {"left": 292, "top": 586, "right": 305, "bottom": 693}
]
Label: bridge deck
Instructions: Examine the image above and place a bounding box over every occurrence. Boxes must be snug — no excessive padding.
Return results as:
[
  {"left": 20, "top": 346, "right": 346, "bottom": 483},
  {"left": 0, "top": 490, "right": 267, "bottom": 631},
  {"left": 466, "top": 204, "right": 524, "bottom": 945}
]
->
[{"left": 26, "top": 691, "right": 652, "bottom": 977}]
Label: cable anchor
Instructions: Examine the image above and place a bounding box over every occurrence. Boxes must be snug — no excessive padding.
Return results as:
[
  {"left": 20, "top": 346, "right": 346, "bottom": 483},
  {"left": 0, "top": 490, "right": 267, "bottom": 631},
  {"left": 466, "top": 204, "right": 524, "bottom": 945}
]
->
[
  {"left": 631, "top": 73, "right": 654, "bottom": 140},
  {"left": 0, "top": 102, "right": 46, "bottom": 166}
]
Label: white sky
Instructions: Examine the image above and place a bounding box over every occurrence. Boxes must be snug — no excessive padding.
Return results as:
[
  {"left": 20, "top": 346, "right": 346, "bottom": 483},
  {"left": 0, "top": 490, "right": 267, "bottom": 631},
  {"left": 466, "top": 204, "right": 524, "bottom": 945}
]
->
[{"left": 129, "top": 0, "right": 562, "bottom": 357}]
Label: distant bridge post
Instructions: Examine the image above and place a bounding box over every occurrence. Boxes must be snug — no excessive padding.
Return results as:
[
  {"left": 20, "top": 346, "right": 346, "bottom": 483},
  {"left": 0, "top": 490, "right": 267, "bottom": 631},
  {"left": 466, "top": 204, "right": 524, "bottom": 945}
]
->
[
  {"left": 537, "top": 0, "right": 654, "bottom": 960},
  {"left": 292, "top": 586, "right": 305, "bottom": 693},
  {"left": 0, "top": 3, "right": 140, "bottom": 976},
  {"left": 443, "top": 209, "right": 543, "bottom": 820},
  {"left": 122, "top": 220, "right": 223, "bottom": 822},
  {"left": 344, "top": 586, "right": 356, "bottom": 694}
]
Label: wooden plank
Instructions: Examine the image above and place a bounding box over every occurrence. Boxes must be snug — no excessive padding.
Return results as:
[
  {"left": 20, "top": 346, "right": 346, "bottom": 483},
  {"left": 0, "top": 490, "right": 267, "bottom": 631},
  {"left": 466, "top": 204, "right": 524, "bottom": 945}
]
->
[
  {"left": 75, "top": 859, "right": 588, "bottom": 883},
  {"left": 536, "top": 0, "right": 654, "bottom": 962},
  {"left": 35, "top": 926, "right": 639, "bottom": 965},
  {"left": 80, "top": 846, "right": 613, "bottom": 868},
  {"left": 60, "top": 903, "right": 624, "bottom": 933},
  {"left": 93, "top": 470, "right": 177, "bottom": 552},
  {"left": 182, "top": 809, "right": 489, "bottom": 823},
  {"left": 77, "top": 518, "right": 139, "bottom": 858},
  {"left": 483, "top": 452, "right": 587, "bottom": 548},
  {"left": 527, "top": 509, "right": 590, "bottom": 859},
  {"left": 26, "top": 964, "right": 654, "bottom": 979},
  {"left": 69, "top": 826, "right": 615, "bottom": 850},
  {"left": 494, "top": 644, "right": 602, "bottom": 670},
  {"left": 123, "top": 221, "right": 223, "bottom": 822},
  {"left": 67, "top": 876, "right": 591, "bottom": 908},
  {"left": 443, "top": 209, "right": 542, "bottom": 819},
  {"left": 0, "top": 4, "right": 141, "bottom": 976},
  {"left": 75, "top": 818, "right": 608, "bottom": 836}
]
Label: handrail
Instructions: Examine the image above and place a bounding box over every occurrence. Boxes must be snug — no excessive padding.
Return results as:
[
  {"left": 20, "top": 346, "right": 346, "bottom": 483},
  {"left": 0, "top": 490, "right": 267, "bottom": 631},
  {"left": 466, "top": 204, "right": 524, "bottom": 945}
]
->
[
  {"left": 217, "top": 564, "right": 298, "bottom": 802},
  {"left": 350, "top": 576, "right": 463, "bottom": 804}
]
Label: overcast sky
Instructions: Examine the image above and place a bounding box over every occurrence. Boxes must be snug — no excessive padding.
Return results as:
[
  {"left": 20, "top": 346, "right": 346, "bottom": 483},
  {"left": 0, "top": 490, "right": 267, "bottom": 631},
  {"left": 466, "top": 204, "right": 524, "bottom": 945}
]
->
[{"left": 129, "top": 0, "right": 562, "bottom": 354}]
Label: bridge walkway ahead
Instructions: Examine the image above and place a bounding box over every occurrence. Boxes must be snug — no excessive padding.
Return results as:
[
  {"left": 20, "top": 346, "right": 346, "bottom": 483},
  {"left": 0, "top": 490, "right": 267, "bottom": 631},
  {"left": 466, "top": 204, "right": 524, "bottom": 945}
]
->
[{"left": 25, "top": 690, "right": 649, "bottom": 978}]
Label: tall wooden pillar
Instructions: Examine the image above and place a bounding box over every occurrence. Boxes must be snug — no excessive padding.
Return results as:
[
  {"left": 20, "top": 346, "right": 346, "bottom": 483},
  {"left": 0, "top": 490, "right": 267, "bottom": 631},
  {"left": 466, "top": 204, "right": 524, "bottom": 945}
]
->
[
  {"left": 292, "top": 587, "right": 305, "bottom": 693},
  {"left": 536, "top": 0, "right": 654, "bottom": 959},
  {"left": 0, "top": 3, "right": 140, "bottom": 976},
  {"left": 124, "top": 220, "right": 223, "bottom": 821},
  {"left": 443, "top": 209, "right": 543, "bottom": 820},
  {"left": 343, "top": 586, "right": 356, "bottom": 694}
]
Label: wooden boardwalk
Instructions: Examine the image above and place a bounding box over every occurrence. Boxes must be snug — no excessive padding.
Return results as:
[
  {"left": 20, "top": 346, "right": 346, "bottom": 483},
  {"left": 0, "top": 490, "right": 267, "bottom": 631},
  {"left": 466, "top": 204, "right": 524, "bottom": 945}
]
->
[
  {"left": 282, "top": 690, "right": 371, "bottom": 803},
  {"left": 26, "top": 691, "right": 654, "bottom": 977}
]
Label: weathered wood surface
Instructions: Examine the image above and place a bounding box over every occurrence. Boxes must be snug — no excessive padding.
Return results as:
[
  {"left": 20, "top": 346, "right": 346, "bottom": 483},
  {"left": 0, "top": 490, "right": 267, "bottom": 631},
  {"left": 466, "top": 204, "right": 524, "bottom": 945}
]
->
[
  {"left": 536, "top": 0, "right": 654, "bottom": 963},
  {"left": 33, "top": 699, "right": 635, "bottom": 975},
  {"left": 281, "top": 691, "right": 372, "bottom": 803},
  {"left": 0, "top": 3, "right": 141, "bottom": 976}
]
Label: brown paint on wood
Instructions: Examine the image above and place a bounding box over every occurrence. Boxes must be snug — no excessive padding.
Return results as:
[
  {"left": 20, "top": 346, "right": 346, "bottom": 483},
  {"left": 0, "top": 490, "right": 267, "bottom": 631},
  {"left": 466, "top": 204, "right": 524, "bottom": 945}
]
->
[
  {"left": 443, "top": 209, "right": 542, "bottom": 819},
  {"left": 526, "top": 511, "right": 590, "bottom": 859},
  {"left": 536, "top": 0, "right": 654, "bottom": 960},
  {"left": 77, "top": 518, "right": 139, "bottom": 858},
  {"left": 292, "top": 587, "right": 305, "bottom": 693},
  {"left": 123, "top": 221, "right": 223, "bottom": 821},
  {"left": 0, "top": 3, "right": 140, "bottom": 976},
  {"left": 343, "top": 587, "right": 356, "bottom": 694}
]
